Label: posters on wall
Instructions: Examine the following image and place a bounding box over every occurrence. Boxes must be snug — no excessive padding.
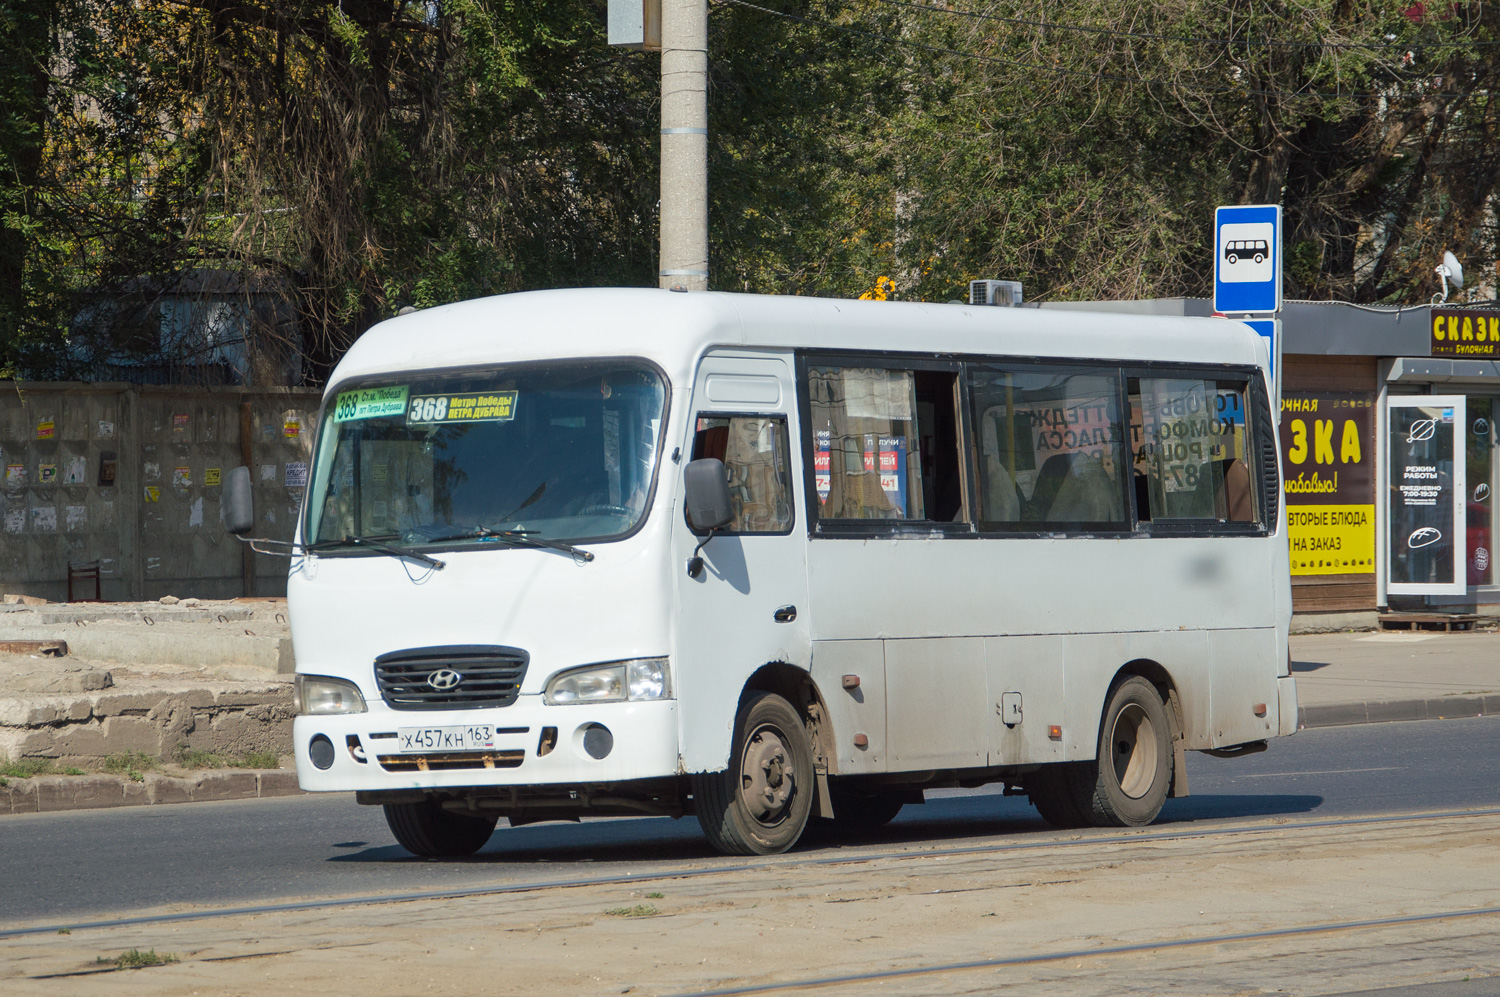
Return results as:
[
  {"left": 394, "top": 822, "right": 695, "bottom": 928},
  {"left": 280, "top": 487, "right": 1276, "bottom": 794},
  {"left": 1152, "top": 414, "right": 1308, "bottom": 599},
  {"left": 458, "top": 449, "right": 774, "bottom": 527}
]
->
[
  {"left": 1388, "top": 397, "right": 1466, "bottom": 595},
  {"left": 1279, "top": 391, "right": 1375, "bottom": 575}
]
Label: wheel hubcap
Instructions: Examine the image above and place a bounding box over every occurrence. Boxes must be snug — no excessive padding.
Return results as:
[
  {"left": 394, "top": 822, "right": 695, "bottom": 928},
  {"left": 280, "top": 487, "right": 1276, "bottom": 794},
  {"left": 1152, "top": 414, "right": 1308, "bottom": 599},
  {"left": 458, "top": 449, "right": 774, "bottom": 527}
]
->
[
  {"left": 1110, "top": 703, "right": 1159, "bottom": 800},
  {"left": 740, "top": 724, "right": 795, "bottom": 825}
]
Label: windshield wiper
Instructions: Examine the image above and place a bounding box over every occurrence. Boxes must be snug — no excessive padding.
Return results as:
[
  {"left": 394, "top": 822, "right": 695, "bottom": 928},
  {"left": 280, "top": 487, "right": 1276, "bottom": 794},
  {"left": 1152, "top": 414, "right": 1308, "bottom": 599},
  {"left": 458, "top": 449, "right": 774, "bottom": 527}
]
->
[
  {"left": 414, "top": 525, "right": 594, "bottom": 562},
  {"left": 305, "top": 535, "right": 446, "bottom": 570}
]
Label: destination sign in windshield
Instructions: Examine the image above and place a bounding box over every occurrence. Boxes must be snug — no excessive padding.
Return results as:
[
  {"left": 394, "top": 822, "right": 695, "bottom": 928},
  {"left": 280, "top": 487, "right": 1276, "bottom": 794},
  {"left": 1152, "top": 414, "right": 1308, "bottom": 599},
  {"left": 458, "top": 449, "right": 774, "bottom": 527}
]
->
[{"left": 406, "top": 391, "right": 518, "bottom": 424}]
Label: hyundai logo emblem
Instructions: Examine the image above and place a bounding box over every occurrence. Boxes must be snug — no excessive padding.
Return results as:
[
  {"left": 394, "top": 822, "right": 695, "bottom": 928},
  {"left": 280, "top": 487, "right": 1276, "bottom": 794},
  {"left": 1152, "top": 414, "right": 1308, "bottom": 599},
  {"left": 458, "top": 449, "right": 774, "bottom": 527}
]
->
[{"left": 427, "top": 668, "right": 463, "bottom": 691}]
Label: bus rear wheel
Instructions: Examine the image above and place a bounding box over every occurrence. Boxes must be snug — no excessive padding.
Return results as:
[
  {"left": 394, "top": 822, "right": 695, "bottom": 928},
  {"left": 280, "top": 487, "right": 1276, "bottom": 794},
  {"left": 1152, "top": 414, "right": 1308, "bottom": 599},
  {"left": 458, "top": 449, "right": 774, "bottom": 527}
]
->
[
  {"left": 1027, "top": 676, "right": 1172, "bottom": 829},
  {"left": 694, "top": 692, "right": 814, "bottom": 855},
  {"left": 384, "top": 799, "right": 498, "bottom": 857}
]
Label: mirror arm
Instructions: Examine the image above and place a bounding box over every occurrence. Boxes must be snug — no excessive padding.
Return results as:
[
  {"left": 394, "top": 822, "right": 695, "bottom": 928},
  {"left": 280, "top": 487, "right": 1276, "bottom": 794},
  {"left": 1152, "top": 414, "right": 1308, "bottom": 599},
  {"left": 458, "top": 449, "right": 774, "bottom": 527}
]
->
[
  {"left": 233, "top": 535, "right": 301, "bottom": 559},
  {"left": 686, "top": 527, "right": 718, "bottom": 579}
]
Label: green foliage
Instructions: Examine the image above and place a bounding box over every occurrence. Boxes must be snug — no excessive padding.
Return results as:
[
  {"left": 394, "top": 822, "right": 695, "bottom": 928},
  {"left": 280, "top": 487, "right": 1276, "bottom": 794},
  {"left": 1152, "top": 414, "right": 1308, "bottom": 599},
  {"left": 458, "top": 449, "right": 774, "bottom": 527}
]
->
[
  {"left": 170, "top": 744, "right": 280, "bottom": 770},
  {"left": 2, "top": 0, "right": 1497, "bottom": 379},
  {"left": 603, "top": 904, "right": 659, "bottom": 917},
  {"left": 0, "top": 754, "right": 60, "bottom": 778},
  {"left": 96, "top": 948, "right": 179, "bottom": 969}
]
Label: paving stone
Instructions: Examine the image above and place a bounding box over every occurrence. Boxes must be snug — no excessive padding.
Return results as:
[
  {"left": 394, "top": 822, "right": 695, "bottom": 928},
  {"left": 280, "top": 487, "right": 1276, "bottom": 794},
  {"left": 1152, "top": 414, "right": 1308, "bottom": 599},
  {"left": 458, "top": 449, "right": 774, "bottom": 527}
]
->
[
  {"left": 258, "top": 770, "right": 302, "bottom": 797},
  {"left": 1364, "top": 699, "right": 1428, "bottom": 724},
  {"left": 35, "top": 775, "right": 126, "bottom": 812},
  {"left": 1429, "top": 695, "right": 1485, "bottom": 719},
  {"left": 189, "top": 770, "right": 258, "bottom": 802},
  {"left": 145, "top": 773, "right": 192, "bottom": 805},
  {"left": 1, "top": 778, "right": 38, "bottom": 814}
]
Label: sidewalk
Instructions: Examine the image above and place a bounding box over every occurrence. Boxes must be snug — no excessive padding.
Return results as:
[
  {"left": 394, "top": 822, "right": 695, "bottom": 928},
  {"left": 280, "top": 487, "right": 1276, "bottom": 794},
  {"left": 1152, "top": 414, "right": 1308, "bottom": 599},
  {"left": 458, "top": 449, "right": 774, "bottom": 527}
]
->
[{"left": 1292, "top": 629, "right": 1500, "bottom": 728}]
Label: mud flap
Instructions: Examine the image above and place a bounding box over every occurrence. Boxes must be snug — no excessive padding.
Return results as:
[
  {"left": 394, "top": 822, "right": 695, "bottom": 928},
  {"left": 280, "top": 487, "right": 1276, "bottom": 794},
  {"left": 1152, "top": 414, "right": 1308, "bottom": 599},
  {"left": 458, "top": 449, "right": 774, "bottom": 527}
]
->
[
  {"left": 814, "top": 764, "right": 834, "bottom": 819},
  {"left": 1171, "top": 738, "right": 1191, "bottom": 798}
]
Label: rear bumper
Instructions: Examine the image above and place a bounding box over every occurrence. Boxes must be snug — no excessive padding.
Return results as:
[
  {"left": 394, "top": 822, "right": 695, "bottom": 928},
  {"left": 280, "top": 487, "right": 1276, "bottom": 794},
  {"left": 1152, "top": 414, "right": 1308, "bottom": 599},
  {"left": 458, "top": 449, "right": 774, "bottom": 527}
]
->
[
  {"left": 1277, "top": 676, "right": 1299, "bottom": 736},
  {"left": 293, "top": 696, "right": 680, "bottom": 792}
]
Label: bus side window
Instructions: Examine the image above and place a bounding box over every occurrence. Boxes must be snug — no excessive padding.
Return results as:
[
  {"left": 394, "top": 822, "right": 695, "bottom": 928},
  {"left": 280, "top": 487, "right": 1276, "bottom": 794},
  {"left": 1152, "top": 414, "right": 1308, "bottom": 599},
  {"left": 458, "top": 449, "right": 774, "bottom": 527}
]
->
[
  {"left": 967, "top": 365, "right": 1128, "bottom": 531},
  {"left": 804, "top": 366, "right": 963, "bottom": 523},
  {"left": 691, "top": 415, "right": 794, "bottom": 533},
  {"left": 1128, "top": 377, "right": 1258, "bottom": 525}
]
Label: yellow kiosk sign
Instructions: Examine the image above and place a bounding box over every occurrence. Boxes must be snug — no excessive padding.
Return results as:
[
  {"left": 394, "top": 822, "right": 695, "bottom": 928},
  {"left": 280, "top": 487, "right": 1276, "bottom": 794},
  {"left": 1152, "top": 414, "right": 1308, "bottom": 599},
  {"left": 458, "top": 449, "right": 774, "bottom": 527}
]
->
[{"left": 1280, "top": 391, "right": 1375, "bottom": 575}]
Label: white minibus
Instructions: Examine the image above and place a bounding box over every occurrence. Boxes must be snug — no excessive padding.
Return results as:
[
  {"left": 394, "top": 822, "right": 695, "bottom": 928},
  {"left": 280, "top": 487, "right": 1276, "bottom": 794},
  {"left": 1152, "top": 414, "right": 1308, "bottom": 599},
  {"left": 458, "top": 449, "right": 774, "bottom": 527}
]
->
[{"left": 229, "top": 288, "right": 1295, "bottom": 856}]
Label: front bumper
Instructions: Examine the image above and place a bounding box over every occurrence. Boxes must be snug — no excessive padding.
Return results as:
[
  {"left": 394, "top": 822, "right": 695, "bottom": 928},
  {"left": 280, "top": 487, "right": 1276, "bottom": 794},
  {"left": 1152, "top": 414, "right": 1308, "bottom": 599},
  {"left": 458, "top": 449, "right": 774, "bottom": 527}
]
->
[{"left": 293, "top": 696, "right": 680, "bottom": 792}]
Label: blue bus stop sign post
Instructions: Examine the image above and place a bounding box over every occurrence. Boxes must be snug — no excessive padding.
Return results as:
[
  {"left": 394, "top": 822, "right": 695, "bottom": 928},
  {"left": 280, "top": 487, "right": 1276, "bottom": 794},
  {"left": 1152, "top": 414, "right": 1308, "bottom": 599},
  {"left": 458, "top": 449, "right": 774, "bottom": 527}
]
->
[
  {"left": 1215, "top": 204, "right": 1281, "bottom": 315},
  {"left": 1243, "top": 318, "right": 1281, "bottom": 409},
  {"left": 1216, "top": 204, "right": 1282, "bottom": 408}
]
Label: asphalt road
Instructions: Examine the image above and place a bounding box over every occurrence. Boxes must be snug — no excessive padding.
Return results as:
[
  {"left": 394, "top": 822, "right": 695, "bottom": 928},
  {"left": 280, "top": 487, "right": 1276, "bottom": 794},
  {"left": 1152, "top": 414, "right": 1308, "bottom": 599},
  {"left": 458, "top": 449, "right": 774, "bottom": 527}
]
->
[{"left": 3, "top": 715, "right": 1499, "bottom": 926}]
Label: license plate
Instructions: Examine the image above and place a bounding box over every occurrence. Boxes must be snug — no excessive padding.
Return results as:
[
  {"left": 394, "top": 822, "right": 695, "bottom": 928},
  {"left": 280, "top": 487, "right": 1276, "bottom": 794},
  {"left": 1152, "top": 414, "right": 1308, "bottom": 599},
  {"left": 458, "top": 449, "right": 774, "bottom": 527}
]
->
[{"left": 396, "top": 725, "right": 495, "bottom": 752}]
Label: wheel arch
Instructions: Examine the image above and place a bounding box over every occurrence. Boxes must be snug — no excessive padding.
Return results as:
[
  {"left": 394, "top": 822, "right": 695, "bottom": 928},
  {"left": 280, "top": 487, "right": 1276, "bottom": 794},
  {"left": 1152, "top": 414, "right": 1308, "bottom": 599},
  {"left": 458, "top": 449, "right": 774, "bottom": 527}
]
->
[{"left": 742, "top": 662, "right": 834, "bottom": 773}]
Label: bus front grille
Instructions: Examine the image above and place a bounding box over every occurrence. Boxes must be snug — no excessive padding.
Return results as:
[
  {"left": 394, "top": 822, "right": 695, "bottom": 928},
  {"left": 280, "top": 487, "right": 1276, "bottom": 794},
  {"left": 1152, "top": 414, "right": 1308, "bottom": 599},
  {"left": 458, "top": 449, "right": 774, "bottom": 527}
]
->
[
  {"left": 373, "top": 645, "right": 529, "bottom": 710},
  {"left": 377, "top": 750, "right": 526, "bottom": 772}
]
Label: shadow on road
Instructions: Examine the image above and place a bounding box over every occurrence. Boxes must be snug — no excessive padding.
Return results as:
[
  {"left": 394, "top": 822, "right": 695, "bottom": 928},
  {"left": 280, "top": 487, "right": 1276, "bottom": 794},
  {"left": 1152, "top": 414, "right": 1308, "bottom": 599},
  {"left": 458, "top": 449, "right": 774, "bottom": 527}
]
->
[{"left": 327, "top": 791, "right": 1324, "bottom": 865}]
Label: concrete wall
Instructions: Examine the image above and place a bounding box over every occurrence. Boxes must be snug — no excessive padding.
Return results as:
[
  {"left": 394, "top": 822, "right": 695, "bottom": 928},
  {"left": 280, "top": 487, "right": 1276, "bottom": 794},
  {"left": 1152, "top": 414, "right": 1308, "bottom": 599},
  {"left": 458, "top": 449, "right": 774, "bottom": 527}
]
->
[{"left": 0, "top": 383, "right": 321, "bottom": 601}]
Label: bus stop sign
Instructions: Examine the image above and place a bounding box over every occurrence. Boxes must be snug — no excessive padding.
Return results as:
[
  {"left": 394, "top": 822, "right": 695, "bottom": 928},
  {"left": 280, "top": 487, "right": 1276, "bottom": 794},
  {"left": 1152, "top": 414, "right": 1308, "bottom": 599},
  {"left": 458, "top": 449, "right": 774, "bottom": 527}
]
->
[{"left": 1214, "top": 204, "right": 1282, "bottom": 315}]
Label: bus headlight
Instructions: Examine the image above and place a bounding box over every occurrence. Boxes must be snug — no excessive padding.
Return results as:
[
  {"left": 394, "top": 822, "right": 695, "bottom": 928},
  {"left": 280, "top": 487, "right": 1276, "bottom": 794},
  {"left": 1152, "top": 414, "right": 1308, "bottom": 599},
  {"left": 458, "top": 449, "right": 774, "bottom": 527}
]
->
[
  {"left": 546, "top": 657, "right": 672, "bottom": 704},
  {"left": 295, "top": 674, "right": 368, "bottom": 715}
]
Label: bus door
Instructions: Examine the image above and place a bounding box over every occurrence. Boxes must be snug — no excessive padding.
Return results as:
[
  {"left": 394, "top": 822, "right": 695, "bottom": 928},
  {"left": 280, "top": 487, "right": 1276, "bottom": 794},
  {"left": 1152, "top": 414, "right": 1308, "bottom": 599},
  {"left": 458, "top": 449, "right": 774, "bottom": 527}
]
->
[{"left": 673, "top": 354, "right": 812, "bottom": 774}]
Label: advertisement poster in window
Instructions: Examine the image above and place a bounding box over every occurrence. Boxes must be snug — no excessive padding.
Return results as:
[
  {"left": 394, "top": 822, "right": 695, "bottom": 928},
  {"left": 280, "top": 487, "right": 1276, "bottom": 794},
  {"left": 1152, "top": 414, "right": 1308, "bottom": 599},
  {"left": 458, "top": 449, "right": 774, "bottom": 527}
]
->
[
  {"left": 1279, "top": 391, "right": 1375, "bottom": 575},
  {"left": 1387, "top": 397, "right": 1465, "bottom": 595}
]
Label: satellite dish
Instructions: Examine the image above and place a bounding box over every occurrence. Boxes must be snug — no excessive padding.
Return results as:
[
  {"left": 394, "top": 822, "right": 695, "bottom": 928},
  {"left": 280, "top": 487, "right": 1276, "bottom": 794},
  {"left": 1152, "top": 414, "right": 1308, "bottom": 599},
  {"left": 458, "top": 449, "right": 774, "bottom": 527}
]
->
[
  {"left": 1435, "top": 250, "right": 1465, "bottom": 304},
  {"left": 1443, "top": 250, "right": 1464, "bottom": 290}
]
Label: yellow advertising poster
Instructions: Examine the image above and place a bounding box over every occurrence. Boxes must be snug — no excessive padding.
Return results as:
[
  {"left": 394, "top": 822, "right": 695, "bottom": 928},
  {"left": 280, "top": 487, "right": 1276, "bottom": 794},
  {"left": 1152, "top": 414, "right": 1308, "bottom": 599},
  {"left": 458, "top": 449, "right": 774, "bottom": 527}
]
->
[
  {"left": 1287, "top": 504, "right": 1376, "bottom": 574},
  {"left": 1280, "top": 391, "right": 1375, "bottom": 576}
]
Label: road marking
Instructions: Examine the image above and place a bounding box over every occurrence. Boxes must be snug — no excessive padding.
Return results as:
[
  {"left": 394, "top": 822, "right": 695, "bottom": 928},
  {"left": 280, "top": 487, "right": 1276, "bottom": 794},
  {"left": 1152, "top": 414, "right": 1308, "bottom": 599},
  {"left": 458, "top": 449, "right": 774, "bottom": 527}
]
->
[{"left": 1235, "top": 766, "right": 1403, "bottom": 778}]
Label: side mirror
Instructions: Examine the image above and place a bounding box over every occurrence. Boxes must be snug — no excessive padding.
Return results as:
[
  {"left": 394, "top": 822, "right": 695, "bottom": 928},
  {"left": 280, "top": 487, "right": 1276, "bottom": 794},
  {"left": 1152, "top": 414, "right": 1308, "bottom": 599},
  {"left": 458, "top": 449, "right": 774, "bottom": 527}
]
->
[
  {"left": 684, "top": 458, "right": 733, "bottom": 534},
  {"left": 224, "top": 466, "right": 255, "bottom": 536}
]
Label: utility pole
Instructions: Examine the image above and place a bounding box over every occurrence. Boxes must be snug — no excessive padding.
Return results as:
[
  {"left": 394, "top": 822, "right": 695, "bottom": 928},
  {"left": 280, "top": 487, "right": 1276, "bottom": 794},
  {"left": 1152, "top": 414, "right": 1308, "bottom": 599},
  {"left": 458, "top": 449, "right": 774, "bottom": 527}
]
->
[
  {"left": 657, "top": 0, "right": 708, "bottom": 290},
  {"left": 608, "top": 0, "right": 707, "bottom": 289}
]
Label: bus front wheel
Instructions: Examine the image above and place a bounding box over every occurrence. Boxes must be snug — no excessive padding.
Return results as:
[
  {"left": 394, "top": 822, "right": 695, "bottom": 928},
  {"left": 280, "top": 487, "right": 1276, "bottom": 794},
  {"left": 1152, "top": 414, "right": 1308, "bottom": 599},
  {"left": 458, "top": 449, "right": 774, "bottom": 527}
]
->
[
  {"left": 384, "top": 799, "right": 498, "bottom": 857},
  {"left": 1027, "top": 676, "right": 1171, "bottom": 828},
  {"left": 694, "top": 692, "right": 815, "bottom": 855}
]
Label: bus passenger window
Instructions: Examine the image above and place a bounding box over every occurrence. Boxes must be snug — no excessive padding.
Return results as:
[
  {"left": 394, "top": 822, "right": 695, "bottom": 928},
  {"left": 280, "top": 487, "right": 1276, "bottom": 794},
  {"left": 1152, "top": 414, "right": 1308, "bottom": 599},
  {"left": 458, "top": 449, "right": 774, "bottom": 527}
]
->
[
  {"left": 967, "top": 366, "right": 1128, "bottom": 530},
  {"left": 691, "top": 415, "right": 794, "bottom": 533},
  {"left": 1129, "top": 377, "right": 1257, "bottom": 524},
  {"left": 804, "top": 366, "right": 963, "bottom": 522}
]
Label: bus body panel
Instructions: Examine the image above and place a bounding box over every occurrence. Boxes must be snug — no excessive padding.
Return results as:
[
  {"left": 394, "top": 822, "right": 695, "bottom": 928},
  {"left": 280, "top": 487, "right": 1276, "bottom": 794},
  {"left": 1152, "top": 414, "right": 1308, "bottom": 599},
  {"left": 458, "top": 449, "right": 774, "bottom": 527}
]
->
[
  {"left": 670, "top": 351, "right": 814, "bottom": 775},
  {"left": 810, "top": 638, "right": 887, "bottom": 774}
]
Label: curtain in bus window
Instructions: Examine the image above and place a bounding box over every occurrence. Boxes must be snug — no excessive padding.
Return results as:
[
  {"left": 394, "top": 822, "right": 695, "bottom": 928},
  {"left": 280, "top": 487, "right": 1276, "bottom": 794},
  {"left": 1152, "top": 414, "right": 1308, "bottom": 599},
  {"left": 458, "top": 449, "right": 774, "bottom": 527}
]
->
[
  {"left": 968, "top": 366, "right": 1127, "bottom": 528},
  {"left": 1130, "top": 378, "right": 1256, "bottom": 523},
  {"left": 691, "top": 415, "right": 794, "bottom": 532},
  {"left": 805, "top": 367, "right": 925, "bottom": 520}
]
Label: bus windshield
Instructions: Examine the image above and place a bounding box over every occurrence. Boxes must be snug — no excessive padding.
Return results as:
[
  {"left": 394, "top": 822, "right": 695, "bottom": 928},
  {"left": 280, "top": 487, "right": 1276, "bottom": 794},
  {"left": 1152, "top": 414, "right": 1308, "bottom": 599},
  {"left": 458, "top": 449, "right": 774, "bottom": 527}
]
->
[{"left": 305, "top": 361, "right": 667, "bottom": 547}]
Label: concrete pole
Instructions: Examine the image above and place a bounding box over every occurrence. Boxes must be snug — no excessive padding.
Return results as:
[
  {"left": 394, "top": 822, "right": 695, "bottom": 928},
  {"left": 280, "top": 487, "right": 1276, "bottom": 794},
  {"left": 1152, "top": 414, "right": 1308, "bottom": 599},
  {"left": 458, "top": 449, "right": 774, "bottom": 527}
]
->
[{"left": 658, "top": 0, "right": 708, "bottom": 290}]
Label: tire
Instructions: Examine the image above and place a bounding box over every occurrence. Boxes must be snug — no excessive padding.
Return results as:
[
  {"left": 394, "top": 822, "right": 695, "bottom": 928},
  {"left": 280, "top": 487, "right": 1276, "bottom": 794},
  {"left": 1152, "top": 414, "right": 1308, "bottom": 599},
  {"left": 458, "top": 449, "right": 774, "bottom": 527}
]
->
[
  {"left": 1226, "top": 253, "right": 1239, "bottom": 264},
  {"left": 1026, "top": 676, "right": 1172, "bottom": 829},
  {"left": 1253, "top": 253, "right": 1265, "bottom": 264},
  {"left": 694, "top": 692, "right": 815, "bottom": 855},
  {"left": 384, "top": 799, "right": 498, "bottom": 857}
]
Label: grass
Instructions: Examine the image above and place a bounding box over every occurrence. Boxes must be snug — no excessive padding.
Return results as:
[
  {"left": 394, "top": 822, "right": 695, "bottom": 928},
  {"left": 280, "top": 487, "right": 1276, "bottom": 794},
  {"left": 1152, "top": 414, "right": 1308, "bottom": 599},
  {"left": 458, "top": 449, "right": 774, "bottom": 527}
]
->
[
  {"left": 0, "top": 747, "right": 282, "bottom": 785},
  {"left": 101, "top": 751, "right": 158, "bottom": 774},
  {"left": 0, "top": 755, "right": 60, "bottom": 779},
  {"left": 644, "top": 892, "right": 664, "bottom": 899},
  {"left": 171, "top": 745, "right": 281, "bottom": 770},
  {"left": 95, "top": 948, "right": 179, "bottom": 969},
  {"left": 604, "top": 905, "right": 659, "bottom": 918}
]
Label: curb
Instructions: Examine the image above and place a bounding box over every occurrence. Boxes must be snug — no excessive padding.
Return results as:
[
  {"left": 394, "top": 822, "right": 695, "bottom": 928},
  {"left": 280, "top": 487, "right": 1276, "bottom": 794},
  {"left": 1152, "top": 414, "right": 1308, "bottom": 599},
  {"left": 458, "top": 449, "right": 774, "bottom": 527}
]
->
[
  {"left": 1, "top": 769, "right": 303, "bottom": 816},
  {"left": 1299, "top": 696, "right": 1494, "bottom": 729}
]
